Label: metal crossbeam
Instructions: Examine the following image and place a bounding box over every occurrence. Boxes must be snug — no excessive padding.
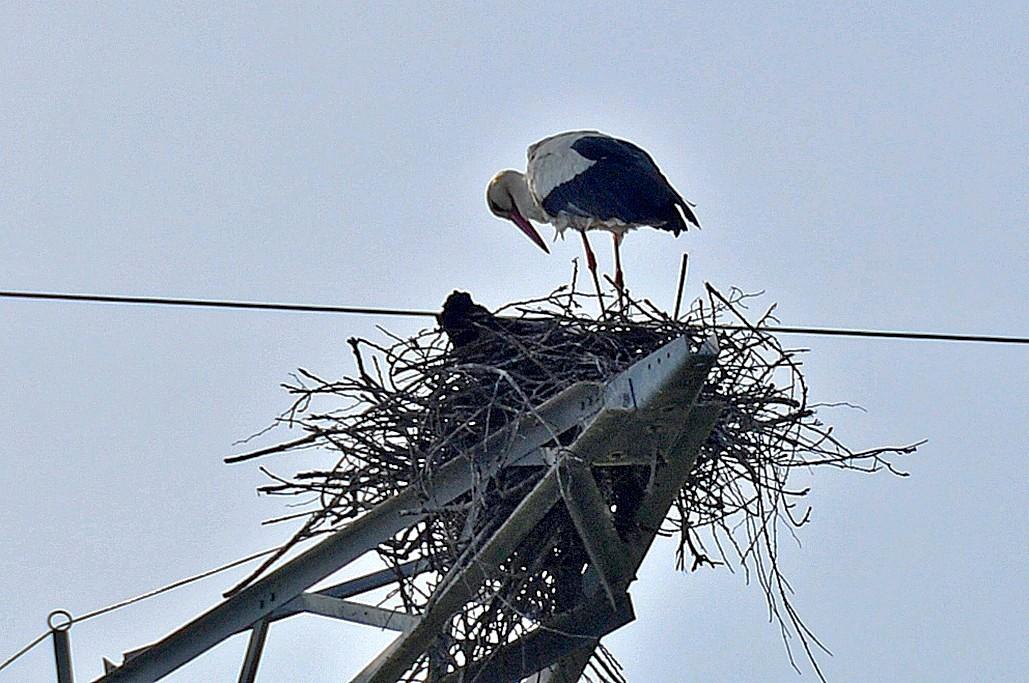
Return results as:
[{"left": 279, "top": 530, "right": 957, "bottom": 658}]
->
[
  {"left": 260, "top": 559, "right": 427, "bottom": 629},
  {"left": 299, "top": 595, "right": 417, "bottom": 633},
  {"left": 234, "top": 562, "right": 427, "bottom": 683},
  {"left": 93, "top": 334, "right": 716, "bottom": 683}
]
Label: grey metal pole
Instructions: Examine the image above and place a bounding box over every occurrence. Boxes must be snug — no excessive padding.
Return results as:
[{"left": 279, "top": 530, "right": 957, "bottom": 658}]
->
[
  {"left": 237, "top": 620, "right": 269, "bottom": 683},
  {"left": 49, "top": 610, "right": 74, "bottom": 683}
]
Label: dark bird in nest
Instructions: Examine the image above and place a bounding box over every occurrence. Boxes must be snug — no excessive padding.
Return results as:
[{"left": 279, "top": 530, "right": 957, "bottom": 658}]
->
[
  {"left": 438, "top": 291, "right": 553, "bottom": 352},
  {"left": 437, "top": 291, "right": 495, "bottom": 349}
]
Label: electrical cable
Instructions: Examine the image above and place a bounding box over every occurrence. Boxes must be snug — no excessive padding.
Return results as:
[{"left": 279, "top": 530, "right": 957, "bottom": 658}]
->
[{"left": 1, "top": 289, "right": 1026, "bottom": 345}]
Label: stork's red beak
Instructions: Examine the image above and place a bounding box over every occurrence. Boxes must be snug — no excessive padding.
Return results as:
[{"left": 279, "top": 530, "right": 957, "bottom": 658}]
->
[{"left": 509, "top": 208, "right": 549, "bottom": 254}]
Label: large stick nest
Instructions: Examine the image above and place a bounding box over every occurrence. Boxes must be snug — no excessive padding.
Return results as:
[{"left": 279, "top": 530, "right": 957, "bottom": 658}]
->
[{"left": 229, "top": 282, "right": 918, "bottom": 682}]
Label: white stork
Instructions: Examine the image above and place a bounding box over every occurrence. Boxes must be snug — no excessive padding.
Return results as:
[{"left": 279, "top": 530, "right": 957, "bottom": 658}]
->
[{"left": 486, "top": 130, "right": 700, "bottom": 292}]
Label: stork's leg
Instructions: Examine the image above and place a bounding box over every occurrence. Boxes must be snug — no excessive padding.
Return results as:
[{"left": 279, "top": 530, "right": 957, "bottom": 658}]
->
[
  {"left": 580, "top": 230, "right": 598, "bottom": 273},
  {"left": 580, "top": 230, "right": 606, "bottom": 313},
  {"left": 612, "top": 232, "right": 625, "bottom": 293}
]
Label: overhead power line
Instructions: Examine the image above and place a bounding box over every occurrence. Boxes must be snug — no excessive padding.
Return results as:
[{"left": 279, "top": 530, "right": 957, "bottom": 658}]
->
[
  {"left": 709, "top": 324, "right": 1026, "bottom": 345},
  {"left": 1, "top": 289, "right": 1026, "bottom": 346},
  {"left": 0, "top": 289, "right": 437, "bottom": 319}
]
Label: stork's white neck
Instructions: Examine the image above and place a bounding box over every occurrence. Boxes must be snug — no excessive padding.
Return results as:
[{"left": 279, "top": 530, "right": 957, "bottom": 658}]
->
[{"left": 500, "top": 171, "right": 548, "bottom": 223}]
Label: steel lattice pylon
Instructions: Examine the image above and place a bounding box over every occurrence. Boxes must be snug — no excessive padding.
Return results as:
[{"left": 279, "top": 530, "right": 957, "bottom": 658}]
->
[{"left": 67, "top": 333, "right": 720, "bottom": 683}]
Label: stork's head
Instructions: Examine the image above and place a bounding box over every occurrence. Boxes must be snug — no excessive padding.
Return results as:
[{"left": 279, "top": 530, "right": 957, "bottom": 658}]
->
[{"left": 486, "top": 170, "right": 549, "bottom": 253}]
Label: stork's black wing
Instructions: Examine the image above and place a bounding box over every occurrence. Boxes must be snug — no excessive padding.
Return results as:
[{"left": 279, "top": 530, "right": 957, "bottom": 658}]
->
[{"left": 540, "top": 135, "right": 698, "bottom": 233}]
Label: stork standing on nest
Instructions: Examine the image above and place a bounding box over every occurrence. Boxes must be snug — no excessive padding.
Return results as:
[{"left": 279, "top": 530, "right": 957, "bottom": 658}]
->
[{"left": 486, "top": 130, "right": 700, "bottom": 296}]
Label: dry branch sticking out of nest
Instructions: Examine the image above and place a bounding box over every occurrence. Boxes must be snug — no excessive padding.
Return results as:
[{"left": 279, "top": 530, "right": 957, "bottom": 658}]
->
[{"left": 229, "top": 281, "right": 919, "bottom": 682}]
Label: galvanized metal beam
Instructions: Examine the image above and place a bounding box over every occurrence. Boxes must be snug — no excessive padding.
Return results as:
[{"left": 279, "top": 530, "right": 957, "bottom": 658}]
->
[
  {"left": 510, "top": 334, "right": 716, "bottom": 468},
  {"left": 236, "top": 619, "right": 268, "bottom": 683},
  {"left": 259, "top": 559, "right": 427, "bottom": 629},
  {"left": 569, "top": 336, "right": 718, "bottom": 468},
  {"left": 298, "top": 595, "right": 417, "bottom": 632}
]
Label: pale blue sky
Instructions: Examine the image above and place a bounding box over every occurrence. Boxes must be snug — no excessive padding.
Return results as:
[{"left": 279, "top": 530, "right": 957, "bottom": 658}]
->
[{"left": 2, "top": 2, "right": 1027, "bottom": 681}]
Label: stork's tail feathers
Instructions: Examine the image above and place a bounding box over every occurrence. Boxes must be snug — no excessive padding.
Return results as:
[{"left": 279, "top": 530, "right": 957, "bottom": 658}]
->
[{"left": 669, "top": 200, "right": 701, "bottom": 235}]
